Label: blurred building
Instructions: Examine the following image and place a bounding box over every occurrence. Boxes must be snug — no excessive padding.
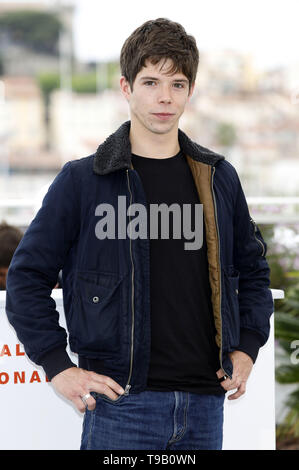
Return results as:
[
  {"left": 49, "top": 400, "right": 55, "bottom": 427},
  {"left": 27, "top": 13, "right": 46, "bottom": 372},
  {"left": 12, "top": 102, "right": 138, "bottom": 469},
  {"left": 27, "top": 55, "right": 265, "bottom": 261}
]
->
[
  {"left": 49, "top": 88, "right": 129, "bottom": 163},
  {"left": 0, "top": 1, "right": 75, "bottom": 170},
  {"left": 0, "top": 2, "right": 298, "bottom": 197},
  {"left": 0, "top": 76, "right": 61, "bottom": 170},
  {"left": 197, "top": 49, "right": 261, "bottom": 95},
  {"left": 0, "top": 1, "right": 75, "bottom": 77}
]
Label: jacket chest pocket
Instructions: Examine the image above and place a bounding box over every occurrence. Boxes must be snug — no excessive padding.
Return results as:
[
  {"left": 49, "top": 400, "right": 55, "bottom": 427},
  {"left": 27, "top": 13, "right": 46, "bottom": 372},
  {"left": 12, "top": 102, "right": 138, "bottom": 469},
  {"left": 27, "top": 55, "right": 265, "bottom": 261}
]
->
[
  {"left": 223, "top": 266, "right": 240, "bottom": 349},
  {"left": 74, "top": 271, "right": 123, "bottom": 353}
]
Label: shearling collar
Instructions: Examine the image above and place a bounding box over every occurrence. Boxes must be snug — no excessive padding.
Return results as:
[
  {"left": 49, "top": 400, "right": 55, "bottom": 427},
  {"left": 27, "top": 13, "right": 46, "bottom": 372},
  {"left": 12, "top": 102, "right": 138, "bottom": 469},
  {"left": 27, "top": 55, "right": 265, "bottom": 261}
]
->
[{"left": 93, "top": 120, "right": 225, "bottom": 175}]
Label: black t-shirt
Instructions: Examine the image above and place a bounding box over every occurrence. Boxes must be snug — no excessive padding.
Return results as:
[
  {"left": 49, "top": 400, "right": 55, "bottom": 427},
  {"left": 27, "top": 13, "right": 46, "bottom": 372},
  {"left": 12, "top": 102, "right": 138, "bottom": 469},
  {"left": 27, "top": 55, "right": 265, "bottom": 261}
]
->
[{"left": 131, "top": 149, "right": 225, "bottom": 395}]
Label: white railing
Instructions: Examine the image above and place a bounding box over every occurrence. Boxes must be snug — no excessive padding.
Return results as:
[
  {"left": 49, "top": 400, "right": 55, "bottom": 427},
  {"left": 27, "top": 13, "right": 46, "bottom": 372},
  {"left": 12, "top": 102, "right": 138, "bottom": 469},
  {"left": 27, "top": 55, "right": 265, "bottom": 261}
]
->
[
  {"left": 247, "top": 197, "right": 299, "bottom": 224},
  {"left": 1, "top": 197, "right": 299, "bottom": 227}
]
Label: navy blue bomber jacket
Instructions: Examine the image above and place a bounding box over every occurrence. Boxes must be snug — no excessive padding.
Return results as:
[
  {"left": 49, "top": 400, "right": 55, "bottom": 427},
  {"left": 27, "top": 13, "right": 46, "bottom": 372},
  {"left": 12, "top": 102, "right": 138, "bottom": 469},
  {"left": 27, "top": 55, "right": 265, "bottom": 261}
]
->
[{"left": 5, "top": 120, "right": 274, "bottom": 394}]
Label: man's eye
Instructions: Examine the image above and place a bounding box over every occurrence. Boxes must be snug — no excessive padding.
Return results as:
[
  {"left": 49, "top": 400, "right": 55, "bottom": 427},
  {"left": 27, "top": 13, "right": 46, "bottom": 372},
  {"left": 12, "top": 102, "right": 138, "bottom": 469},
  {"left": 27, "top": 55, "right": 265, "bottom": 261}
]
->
[{"left": 144, "top": 81, "right": 184, "bottom": 88}]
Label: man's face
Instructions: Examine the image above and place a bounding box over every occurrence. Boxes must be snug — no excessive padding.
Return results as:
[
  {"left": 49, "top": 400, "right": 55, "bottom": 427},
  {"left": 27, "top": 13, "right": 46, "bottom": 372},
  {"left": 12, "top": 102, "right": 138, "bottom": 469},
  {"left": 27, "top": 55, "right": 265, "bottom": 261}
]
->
[{"left": 120, "top": 58, "right": 195, "bottom": 135}]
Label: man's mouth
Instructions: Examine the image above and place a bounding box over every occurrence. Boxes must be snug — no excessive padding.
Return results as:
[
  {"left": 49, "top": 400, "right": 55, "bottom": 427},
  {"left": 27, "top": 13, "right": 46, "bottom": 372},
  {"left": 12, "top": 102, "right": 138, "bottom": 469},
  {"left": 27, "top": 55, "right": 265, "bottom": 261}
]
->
[{"left": 152, "top": 113, "right": 175, "bottom": 120}]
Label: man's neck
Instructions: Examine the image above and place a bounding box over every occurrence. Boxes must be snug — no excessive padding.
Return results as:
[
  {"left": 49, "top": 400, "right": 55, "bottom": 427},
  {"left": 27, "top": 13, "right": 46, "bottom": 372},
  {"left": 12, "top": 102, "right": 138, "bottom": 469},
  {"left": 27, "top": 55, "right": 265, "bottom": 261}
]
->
[{"left": 129, "top": 118, "right": 180, "bottom": 159}]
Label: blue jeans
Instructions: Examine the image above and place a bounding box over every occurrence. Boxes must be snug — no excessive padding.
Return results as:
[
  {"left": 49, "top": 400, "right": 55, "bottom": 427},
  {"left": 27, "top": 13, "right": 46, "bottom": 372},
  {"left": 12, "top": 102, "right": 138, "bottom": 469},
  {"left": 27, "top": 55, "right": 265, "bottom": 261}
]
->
[{"left": 80, "top": 390, "right": 225, "bottom": 450}]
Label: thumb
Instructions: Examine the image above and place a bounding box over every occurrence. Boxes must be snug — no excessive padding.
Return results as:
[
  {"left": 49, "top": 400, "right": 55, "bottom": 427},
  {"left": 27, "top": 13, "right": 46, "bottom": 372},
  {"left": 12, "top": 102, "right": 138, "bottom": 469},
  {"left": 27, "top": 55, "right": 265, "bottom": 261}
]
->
[{"left": 216, "top": 369, "right": 225, "bottom": 379}]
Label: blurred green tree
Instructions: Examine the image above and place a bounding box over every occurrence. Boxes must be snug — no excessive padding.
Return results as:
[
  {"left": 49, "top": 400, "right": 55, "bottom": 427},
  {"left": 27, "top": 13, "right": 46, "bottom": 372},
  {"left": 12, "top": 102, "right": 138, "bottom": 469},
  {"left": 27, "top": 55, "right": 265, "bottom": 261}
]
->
[
  {"left": 215, "top": 122, "right": 237, "bottom": 148},
  {"left": 261, "top": 222, "right": 299, "bottom": 449},
  {"left": 0, "top": 10, "right": 63, "bottom": 55},
  {"left": 275, "top": 286, "right": 299, "bottom": 449}
]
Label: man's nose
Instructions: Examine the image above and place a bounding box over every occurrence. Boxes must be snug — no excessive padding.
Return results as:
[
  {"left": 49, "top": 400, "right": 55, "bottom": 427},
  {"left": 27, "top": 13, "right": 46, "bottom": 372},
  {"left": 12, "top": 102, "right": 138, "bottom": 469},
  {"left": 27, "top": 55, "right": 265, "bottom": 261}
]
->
[{"left": 158, "top": 86, "right": 172, "bottom": 103}]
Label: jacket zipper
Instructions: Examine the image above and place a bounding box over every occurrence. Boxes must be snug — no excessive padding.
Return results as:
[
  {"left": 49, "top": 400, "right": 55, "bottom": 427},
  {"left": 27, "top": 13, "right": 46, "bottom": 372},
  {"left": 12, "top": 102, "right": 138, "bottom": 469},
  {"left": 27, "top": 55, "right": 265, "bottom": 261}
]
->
[
  {"left": 124, "top": 166, "right": 232, "bottom": 390},
  {"left": 211, "top": 166, "right": 232, "bottom": 380},
  {"left": 250, "top": 218, "right": 265, "bottom": 257},
  {"left": 123, "top": 169, "right": 135, "bottom": 396}
]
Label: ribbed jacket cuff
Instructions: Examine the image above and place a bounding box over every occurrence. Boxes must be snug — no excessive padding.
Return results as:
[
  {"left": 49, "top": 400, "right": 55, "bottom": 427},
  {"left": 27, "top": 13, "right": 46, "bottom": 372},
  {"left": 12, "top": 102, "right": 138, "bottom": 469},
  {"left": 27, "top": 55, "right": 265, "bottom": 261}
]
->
[
  {"left": 236, "top": 328, "right": 264, "bottom": 364},
  {"left": 38, "top": 346, "right": 77, "bottom": 381}
]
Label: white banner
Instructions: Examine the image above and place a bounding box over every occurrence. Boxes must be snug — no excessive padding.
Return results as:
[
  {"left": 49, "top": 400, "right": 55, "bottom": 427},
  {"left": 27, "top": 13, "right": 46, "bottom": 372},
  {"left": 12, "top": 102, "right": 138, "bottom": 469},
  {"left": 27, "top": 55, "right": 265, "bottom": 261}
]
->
[{"left": 0, "top": 289, "right": 283, "bottom": 450}]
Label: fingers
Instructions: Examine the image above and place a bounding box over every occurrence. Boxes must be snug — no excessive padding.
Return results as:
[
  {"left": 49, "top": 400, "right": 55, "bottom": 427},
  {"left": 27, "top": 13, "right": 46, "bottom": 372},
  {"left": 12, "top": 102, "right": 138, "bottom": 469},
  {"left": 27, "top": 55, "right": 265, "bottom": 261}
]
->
[
  {"left": 88, "top": 372, "right": 125, "bottom": 399},
  {"left": 74, "top": 384, "right": 119, "bottom": 413},
  {"left": 216, "top": 369, "right": 230, "bottom": 384},
  {"left": 69, "top": 385, "right": 95, "bottom": 413},
  {"left": 227, "top": 382, "right": 246, "bottom": 400},
  {"left": 216, "top": 369, "right": 240, "bottom": 390},
  {"left": 216, "top": 369, "right": 224, "bottom": 380},
  {"left": 218, "top": 373, "right": 247, "bottom": 400},
  {"left": 216, "top": 358, "right": 250, "bottom": 400},
  {"left": 89, "top": 382, "right": 121, "bottom": 401},
  {"left": 219, "top": 375, "right": 240, "bottom": 390},
  {"left": 78, "top": 372, "right": 126, "bottom": 410},
  {"left": 216, "top": 367, "right": 240, "bottom": 390},
  {"left": 73, "top": 397, "right": 86, "bottom": 413},
  {"left": 51, "top": 368, "right": 125, "bottom": 413},
  {"left": 80, "top": 393, "right": 97, "bottom": 411},
  {"left": 74, "top": 383, "right": 123, "bottom": 413},
  {"left": 75, "top": 381, "right": 123, "bottom": 413},
  {"left": 73, "top": 395, "right": 96, "bottom": 413}
]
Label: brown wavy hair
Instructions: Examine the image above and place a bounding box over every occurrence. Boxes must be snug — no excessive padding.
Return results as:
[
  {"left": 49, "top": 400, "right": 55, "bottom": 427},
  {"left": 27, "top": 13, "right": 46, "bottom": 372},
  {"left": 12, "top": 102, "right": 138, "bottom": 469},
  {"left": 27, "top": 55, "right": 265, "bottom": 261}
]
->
[
  {"left": 0, "top": 220, "right": 23, "bottom": 267},
  {"left": 120, "top": 18, "right": 199, "bottom": 96}
]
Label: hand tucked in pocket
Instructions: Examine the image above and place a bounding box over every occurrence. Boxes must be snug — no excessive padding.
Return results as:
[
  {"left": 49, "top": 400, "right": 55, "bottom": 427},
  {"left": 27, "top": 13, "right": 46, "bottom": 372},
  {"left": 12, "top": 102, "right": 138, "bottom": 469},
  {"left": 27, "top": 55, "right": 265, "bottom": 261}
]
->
[{"left": 216, "top": 350, "right": 253, "bottom": 400}]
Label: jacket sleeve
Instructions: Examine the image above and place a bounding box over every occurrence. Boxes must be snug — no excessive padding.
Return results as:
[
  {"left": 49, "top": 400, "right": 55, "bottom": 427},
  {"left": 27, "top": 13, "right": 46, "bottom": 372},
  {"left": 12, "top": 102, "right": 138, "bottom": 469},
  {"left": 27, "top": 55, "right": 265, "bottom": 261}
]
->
[
  {"left": 5, "top": 161, "right": 79, "bottom": 380},
  {"left": 232, "top": 170, "right": 274, "bottom": 364}
]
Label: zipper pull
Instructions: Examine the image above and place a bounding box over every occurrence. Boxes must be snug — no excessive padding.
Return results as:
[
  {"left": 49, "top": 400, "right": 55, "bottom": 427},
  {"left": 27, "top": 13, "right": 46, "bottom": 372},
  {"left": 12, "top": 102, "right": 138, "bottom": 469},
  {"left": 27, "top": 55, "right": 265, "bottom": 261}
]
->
[
  {"left": 250, "top": 217, "right": 257, "bottom": 232},
  {"left": 124, "top": 384, "right": 131, "bottom": 395}
]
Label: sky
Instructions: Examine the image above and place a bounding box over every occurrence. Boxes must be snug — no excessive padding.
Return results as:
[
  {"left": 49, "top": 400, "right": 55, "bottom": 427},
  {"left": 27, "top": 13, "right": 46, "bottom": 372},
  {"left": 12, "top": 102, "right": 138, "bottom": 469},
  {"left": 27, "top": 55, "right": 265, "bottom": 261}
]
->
[{"left": 2, "top": 0, "right": 299, "bottom": 70}]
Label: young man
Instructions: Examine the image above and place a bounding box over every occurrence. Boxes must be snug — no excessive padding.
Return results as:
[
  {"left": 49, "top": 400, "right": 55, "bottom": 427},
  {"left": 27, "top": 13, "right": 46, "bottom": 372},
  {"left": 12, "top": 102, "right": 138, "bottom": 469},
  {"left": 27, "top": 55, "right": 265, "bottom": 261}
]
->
[{"left": 5, "top": 18, "right": 273, "bottom": 450}]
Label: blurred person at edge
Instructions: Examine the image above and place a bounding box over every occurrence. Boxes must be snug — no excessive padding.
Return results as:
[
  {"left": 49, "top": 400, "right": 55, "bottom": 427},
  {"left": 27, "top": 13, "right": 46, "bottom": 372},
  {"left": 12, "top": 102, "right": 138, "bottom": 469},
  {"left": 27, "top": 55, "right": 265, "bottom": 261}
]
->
[
  {"left": 0, "top": 221, "right": 61, "bottom": 290},
  {"left": 0, "top": 221, "right": 23, "bottom": 290},
  {"left": 5, "top": 18, "right": 273, "bottom": 450}
]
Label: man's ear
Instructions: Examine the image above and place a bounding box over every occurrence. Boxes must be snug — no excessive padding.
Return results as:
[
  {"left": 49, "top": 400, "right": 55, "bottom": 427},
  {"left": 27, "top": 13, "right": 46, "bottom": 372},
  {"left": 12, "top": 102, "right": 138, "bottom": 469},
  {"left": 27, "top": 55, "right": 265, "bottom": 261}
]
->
[{"left": 120, "top": 76, "right": 132, "bottom": 101}]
